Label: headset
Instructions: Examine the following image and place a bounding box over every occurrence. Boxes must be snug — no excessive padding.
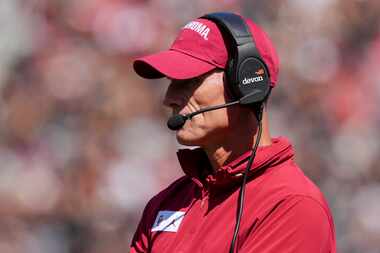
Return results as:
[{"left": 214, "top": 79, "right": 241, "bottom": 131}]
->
[
  {"left": 200, "top": 12, "right": 271, "bottom": 253},
  {"left": 201, "top": 12, "right": 271, "bottom": 112}
]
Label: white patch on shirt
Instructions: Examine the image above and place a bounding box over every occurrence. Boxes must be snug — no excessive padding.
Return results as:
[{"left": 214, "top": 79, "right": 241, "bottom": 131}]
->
[{"left": 151, "top": 210, "right": 185, "bottom": 233}]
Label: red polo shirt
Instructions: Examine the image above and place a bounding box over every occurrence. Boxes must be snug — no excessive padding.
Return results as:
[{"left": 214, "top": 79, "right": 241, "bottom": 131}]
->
[{"left": 130, "top": 137, "right": 336, "bottom": 252}]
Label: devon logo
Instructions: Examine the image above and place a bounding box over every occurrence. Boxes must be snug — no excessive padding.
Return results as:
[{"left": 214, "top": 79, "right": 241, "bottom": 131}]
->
[{"left": 242, "top": 76, "right": 264, "bottom": 85}]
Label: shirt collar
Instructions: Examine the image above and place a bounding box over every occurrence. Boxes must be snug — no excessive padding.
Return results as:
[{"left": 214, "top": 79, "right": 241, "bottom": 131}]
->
[{"left": 176, "top": 137, "right": 295, "bottom": 189}]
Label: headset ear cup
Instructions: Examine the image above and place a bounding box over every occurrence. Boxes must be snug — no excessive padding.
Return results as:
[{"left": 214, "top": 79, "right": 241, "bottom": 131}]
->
[{"left": 237, "top": 57, "right": 270, "bottom": 104}]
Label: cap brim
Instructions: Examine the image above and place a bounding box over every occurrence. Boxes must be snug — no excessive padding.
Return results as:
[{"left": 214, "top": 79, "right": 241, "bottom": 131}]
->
[{"left": 133, "top": 49, "right": 217, "bottom": 80}]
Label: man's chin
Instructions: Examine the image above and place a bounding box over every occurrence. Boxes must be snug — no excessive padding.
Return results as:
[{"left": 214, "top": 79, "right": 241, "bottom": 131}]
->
[
  {"left": 176, "top": 132, "right": 204, "bottom": 147},
  {"left": 176, "top": 137, "right": 198, "bottom": 147}
]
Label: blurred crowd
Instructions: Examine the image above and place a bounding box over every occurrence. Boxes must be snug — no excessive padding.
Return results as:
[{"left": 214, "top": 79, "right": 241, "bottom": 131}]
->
[{"left": 0, "top": 0, "right": 379, "bottom": 252}]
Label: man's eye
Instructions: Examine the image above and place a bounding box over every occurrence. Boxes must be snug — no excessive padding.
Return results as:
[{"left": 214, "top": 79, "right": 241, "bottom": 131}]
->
[{"left": 186, "top": 77, "right": 202, "bottom": 87}]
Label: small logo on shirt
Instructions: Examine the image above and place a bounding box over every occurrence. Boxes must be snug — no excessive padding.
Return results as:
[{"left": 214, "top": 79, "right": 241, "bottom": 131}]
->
[
  {"left": 183, "top": 21, "right": 210, "bottom": 40},
  {"left": 151, "top": 211, "right": 185, "bottom": 233}
]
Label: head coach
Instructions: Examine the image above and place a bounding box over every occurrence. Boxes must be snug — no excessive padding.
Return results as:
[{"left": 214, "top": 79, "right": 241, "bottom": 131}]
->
[{"left": 130, "top": 12, "right": 336, "bottom": 253}]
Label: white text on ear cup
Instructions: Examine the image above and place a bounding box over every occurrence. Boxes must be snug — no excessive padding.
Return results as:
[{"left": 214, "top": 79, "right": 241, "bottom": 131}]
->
[{"left": 242, "top": 76, "right": 264, "bottom": 85}]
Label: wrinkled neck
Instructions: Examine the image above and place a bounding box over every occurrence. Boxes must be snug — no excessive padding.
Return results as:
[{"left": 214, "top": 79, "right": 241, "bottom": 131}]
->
[{"left": 204, "top": 110, "right": 272, "bottom": 172}]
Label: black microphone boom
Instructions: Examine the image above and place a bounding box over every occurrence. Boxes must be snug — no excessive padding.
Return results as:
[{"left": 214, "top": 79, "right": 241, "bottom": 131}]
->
[
  {"left": 166, "top": 91, "right": 264, "bottom": 131},
  {"left": 166, "top": 100, "right": 240, "bottom": 131},
  {"left": 167, "top": 90, "right": 262, "bottom": 131}
]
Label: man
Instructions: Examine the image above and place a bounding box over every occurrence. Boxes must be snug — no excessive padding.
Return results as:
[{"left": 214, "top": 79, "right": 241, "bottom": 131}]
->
[{"left": 130, "top": 12, "right": 336, "bottom": 253}]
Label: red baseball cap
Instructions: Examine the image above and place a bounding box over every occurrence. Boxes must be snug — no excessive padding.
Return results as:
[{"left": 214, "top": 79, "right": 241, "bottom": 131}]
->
[{"left": 133, "top": 15, "right": 279, "bottom": 87}]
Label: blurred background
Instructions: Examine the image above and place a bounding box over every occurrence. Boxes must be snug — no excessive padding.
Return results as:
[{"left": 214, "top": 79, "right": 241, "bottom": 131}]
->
[{"left": 0, "top": 0, "right": 379, "bottom": 252}]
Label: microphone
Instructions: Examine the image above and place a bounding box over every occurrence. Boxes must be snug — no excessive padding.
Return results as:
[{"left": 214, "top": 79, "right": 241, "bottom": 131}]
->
[
  {"left": 167, "top": 114, "right": 188, "bottom": 131},
  {"left": 167, "top": 100, "right": 239, "bottom": 130},
  {"left": 167, "top": 91, "right": 262, "bottom": 130}
]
